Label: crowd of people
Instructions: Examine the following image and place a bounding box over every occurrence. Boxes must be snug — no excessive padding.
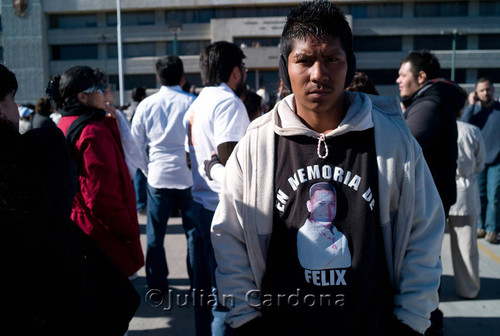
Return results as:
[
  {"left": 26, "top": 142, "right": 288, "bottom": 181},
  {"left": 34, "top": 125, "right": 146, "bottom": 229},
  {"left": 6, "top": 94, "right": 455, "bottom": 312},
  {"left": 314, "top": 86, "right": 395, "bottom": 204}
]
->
[{"left": 1, "top": 1, "right": 499, "bottom": 336}]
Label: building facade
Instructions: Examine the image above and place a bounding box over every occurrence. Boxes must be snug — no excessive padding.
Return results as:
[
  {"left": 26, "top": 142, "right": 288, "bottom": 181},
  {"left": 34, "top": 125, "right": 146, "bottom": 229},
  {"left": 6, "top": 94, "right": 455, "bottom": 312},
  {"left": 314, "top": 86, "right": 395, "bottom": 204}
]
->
[{"left": 1, "top": 0, "right": 499, "bottom": 104}]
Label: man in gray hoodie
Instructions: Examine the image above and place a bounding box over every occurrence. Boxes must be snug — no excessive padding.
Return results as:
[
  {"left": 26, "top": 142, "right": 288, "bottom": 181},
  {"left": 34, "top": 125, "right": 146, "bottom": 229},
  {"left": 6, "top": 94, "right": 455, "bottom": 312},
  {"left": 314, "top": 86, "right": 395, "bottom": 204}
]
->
[{"left": 211, "top": 1, "right": 444, "bottom": 336}]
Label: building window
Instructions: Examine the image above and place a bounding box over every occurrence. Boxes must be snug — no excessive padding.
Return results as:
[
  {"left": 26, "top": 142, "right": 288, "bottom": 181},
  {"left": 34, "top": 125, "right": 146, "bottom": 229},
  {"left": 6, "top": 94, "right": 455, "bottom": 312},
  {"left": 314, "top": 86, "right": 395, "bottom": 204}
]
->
[
  {"left": 165, "top": 6, "right": 294, "bottom": 24},
  {"left": 414, "top": 2, "right": 468, "bottom": 17},
  {"left": 414, "top": 35, "right": 467, "bottom": 51},
  {"left": 358, "top": 69, "right": 399, "bottom": 86},
  {"left": 166, "top": 40, "right": 210, "bottom": 56},
  {"left": 49, "top": 14, "right": 97, "bottom": 29},
  {"left": 440, "top": 69, "right": 466, "bottom": 83},
  {"left": 349, "top": 4, "right": 403, "bottom": 18},
  {"left": 479, "top": 1, "right": 500, "bottom": 16},
  {"left": 107, "top": 11, "right": 155, "bottom": 26},
  {"left": 478, "top": 34, "right": 500, "bottom": 49},
  {"left": 234, "top": 37, "right": 281, "bottom": 48},
  {"left": 108, "top": 43, "right": 156, "bottom": 58},
  {"left": 353, "top": 36, "right": 402, "bottom": 52},
  {"left": 51, "top": 45, "right": 98, "bottom": 60},
  {"left": 477, "top": 68, "right": 500, "bottom": 83},
  {"left": 109, "top": 74, "right": 157, "bottom": 90}
]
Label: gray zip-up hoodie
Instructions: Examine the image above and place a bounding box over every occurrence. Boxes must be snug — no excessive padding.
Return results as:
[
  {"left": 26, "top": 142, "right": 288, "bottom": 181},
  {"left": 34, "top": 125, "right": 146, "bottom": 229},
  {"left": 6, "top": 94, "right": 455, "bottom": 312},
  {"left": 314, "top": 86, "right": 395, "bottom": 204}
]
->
[{"left": 211, "top": 92, "right": 444, "bottom": 334}]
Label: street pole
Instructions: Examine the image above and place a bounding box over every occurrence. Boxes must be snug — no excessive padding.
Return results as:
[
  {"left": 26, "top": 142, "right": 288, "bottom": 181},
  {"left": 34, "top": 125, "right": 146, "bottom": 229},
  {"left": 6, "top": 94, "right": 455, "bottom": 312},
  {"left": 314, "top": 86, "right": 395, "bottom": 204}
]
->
[
  {"left": 451, "top": 29, "right": 457, "bottom": 82},
  {"left": 99, "top": 34, "right": 108, "bottom": 82},
  {"left": 168, "top": 21, "right": 182, "bottom": 57},
  {"left": 173, "top": 32, "right": 178, "bottom": 56},
  {"left": 116, "top": 0, "right": 124, "bottom": 106}
]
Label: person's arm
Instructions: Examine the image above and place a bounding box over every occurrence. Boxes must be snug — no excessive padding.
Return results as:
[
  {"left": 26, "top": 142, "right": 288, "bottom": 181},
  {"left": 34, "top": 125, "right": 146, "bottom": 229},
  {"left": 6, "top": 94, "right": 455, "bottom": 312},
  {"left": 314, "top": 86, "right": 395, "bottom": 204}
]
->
[
  {"left": 212, "top": 97, "right": 249, "bottom": 163},
  {"left": 211, "top": 142, "right": 262, "bottom": 329},
  {"left": 130, "top": 102, "right": 149, "bottom": 175},
  {"left": 217, "top": 141, "right": 238, "bottom": 165},
  {"left": 393, "top": 142, "right": 444, "bottom": 334},
  {"left": 473, "top": 127, "right": 486, "bottom": 174},
  {"left": 203, "top": 141, "right": 238, "bottom": 184},
  {"left": 79, "top": 126, "right": 138, "bottom": 243},
  {"left": 460, "top": 103, "right": 476, "bottom": 123}
]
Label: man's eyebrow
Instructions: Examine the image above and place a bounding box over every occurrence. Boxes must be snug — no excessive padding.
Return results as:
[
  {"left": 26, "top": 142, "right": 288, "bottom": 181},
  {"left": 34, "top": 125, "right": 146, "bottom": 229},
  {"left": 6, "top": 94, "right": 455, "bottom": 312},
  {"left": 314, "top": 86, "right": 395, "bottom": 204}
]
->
[
  {"left": 293, "top": 49, "right": 344, "bottom": 58},
  {"left": 293, "top": 51, "right": 312, "bottom": 59}
]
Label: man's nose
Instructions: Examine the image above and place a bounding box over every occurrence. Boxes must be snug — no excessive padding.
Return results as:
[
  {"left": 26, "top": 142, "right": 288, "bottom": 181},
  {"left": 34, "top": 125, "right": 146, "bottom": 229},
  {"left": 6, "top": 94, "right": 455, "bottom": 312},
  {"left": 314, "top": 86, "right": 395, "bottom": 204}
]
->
[{"left": 311, "top": 61, "right": 328, "bottom": 83}]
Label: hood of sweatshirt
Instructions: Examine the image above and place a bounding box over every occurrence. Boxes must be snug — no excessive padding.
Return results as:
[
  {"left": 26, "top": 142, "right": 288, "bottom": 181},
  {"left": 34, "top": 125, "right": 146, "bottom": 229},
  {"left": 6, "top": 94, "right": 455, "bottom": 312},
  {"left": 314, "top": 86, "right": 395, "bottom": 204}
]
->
[
  {"left": 272, "top": 91, "right": 374, "bottom": 139},
  {"left": 402, "top": 78, "right": 464, "bottom": 112}
]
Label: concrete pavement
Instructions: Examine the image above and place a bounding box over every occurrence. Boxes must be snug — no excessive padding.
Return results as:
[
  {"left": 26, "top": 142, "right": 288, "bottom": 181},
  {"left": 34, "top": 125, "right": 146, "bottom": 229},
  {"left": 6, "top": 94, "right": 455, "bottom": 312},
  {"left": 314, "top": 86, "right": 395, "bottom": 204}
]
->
[{"left": 127, "top": 214, "right": 500, "bottom": 335}]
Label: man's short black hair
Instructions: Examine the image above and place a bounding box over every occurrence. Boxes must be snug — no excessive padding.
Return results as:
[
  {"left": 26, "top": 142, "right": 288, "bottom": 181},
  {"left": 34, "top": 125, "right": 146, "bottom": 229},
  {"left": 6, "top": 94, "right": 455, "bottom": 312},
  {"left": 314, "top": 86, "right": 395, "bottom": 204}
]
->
[
  {"left": 279, "top": 0, "right": 356, "bottom": 89},
  {"left": 199, "top": 41, "right": 246, "bottom": 87},
  {"left": 402, "top": 50, "right": 441, "bottom": 80},
  {"left": 309, "top": 182, "right": 336, "bottom": 199},
  {"left": 156, "top": 55, "right": 184, "bottom": 86},
  {"left": 131, "top": 86, "right": 147, "bottom": 102}
]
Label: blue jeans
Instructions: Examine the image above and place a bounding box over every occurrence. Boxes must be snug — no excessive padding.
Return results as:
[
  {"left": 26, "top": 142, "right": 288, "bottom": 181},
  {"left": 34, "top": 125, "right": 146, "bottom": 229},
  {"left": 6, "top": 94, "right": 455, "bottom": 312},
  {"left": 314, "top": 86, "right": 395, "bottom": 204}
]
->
[
  {"left": 477, "top": 162, "right": 500, "bottom": 233},
  {"left": 145, "top": 185, "right": 195, "bottom": 292},
  {"left": 191, "top": 201, "right": 230, "bottom": 336},
  {"left": 134, "top": 169, "right": 148, "bottom": 212}
]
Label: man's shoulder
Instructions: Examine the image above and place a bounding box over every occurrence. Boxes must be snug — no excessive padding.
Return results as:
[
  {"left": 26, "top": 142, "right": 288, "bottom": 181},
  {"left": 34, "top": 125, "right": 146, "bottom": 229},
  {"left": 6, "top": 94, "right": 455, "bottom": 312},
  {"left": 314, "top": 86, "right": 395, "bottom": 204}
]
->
[
  {"left": 369, "top": 94, "right": 405, "bottom": 120},
  {"left": 492, "top": 101, "right": 500, "bottom": 111},
  {"left": 368, "top": 95, "right": 415, "bottom": 142},
  {"left": 247, "top": 110, "right": 273, "bottom": 132}
]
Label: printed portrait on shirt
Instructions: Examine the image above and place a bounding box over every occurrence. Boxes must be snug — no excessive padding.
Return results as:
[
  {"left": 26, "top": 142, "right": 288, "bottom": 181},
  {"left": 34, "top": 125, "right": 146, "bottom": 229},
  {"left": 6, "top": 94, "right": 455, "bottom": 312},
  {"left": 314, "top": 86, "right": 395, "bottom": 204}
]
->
[{"left": 297, "top": 182, "right": 351, "bottom": 270}]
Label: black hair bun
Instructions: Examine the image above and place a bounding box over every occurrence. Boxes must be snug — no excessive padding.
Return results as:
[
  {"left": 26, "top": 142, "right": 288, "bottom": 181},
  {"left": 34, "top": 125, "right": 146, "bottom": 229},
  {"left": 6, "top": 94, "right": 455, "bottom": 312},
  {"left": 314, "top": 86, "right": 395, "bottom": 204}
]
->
[{"left": 45, "top": 75, "right": 61, "bottom": 101}]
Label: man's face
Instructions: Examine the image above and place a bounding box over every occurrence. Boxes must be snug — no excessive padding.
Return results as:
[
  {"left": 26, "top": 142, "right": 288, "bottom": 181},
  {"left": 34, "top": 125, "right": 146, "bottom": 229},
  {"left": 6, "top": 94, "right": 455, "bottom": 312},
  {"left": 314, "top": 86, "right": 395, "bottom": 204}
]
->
[
  {"left": 476, "top": 81, "right": 495, "bottom": 107},
  {"left": 308, "top": 189, "right": 337, "bottom": 222},
  {"left": 288, "top": 35, "right": 348, "bottom": 117},
  {"left": 0, "top": 92, "right": 19, "bottom": 130},
  {"left": 397, "top": 62, "right": 421, "bottom": 99},
  {"left": 235, "top": 62, "right": 247, "bottom": 97}
]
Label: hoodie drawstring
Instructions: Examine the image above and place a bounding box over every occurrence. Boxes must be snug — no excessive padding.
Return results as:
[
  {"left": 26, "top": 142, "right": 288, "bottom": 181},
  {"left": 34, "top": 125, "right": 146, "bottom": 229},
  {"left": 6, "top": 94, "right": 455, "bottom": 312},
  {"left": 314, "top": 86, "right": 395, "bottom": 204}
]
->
[{"left": 317, "top": 133, "right": 328, "bottom": 159}]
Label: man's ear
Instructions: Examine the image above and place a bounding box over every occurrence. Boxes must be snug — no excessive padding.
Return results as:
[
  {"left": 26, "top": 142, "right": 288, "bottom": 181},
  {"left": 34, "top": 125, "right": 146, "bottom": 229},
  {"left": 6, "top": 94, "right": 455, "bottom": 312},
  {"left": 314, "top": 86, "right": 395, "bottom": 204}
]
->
[
  {"left": 226, "top": 66, "right": 241, "bottom": 91},
  {"left": 417, "top": 71, "right": 427, "bottom": 85},
  {"left": 180, "top": 74, "right": 186, "bottom": 88},
  {"left": 306, "top": 200, "right": 312, "bottom": 213}
]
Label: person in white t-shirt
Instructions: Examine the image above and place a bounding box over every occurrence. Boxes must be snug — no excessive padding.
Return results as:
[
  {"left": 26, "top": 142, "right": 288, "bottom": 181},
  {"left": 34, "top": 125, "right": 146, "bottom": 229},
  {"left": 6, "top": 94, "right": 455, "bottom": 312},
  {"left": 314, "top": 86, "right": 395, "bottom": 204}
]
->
[
  {"left": 184, "top": 41, "right": 250, "bottom": 336},
  {"left": 131, "top": 55, "right": 196, "bottom": 299}
]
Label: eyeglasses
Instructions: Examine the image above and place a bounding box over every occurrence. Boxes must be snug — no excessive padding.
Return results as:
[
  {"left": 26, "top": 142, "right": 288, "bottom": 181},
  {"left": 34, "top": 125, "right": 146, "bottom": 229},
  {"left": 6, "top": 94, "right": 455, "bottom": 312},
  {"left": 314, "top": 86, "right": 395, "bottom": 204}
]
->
[{"left": 83, "top": 82, "right": 106, "bottom": 94}]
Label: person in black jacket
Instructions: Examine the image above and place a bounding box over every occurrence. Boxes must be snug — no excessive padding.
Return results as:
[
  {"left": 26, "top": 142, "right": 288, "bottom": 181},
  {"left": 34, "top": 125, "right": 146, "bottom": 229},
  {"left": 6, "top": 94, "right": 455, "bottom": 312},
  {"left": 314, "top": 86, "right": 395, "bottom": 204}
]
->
[
  {"left": 1, "top": 63, "right": 140, "bottom": 336},
  {"left": 397, "top": 50, "right": 463, "bottom": 336},
  {"left": 397, "top": 50, "right": 462, "bottom": 216},
  {"left": 32, "top": 96, "right": 56, "bottom": 129}
]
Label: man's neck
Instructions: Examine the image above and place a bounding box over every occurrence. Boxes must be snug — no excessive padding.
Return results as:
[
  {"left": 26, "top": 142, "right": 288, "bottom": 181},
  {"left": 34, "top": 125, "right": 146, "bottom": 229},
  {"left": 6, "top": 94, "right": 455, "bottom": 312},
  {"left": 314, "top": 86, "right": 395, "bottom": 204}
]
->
[
  {"left": 294, "top": 97, "right": 347, "bottom": 134},
  {"left": 481, "top": 100, "right": 494, "bottom": 108}
]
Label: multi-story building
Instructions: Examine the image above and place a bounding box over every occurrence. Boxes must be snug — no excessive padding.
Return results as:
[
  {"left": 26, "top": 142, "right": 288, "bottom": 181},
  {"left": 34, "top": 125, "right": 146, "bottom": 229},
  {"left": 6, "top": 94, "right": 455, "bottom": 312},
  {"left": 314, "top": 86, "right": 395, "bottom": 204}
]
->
[{"left": 1, "top": 0, "right": 499, "bottom": 105}]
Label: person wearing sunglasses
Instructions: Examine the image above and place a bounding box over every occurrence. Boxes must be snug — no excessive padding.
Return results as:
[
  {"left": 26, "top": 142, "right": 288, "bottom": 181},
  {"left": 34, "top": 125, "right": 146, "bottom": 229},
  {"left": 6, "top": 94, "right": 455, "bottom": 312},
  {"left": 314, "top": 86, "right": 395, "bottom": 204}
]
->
[{"left": 46, "top": 66, "right": 144, "bottom": 281}]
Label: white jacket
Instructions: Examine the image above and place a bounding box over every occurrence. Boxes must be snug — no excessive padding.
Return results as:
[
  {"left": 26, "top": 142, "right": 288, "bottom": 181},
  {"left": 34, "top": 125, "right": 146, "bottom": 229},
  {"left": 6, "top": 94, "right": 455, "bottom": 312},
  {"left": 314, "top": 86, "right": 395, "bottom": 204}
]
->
[
  {"left": 211, "top": 92, "right": 444, "bottom": 334},
  {"left": 449, "top": 121, "right": 486, "bottom": 216}
]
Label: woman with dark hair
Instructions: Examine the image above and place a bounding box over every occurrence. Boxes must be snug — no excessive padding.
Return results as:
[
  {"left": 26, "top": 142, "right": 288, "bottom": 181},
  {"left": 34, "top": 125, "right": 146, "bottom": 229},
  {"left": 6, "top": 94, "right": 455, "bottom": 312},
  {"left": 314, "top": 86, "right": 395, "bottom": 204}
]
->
[{"left": 47, "top": 65, "right": 144, "bottom": 278}]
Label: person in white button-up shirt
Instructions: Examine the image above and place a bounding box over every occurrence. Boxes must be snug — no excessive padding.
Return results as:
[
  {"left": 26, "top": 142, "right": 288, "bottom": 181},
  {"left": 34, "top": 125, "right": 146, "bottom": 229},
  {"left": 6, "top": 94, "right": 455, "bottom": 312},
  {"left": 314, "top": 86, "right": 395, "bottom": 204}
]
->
[{"left": 131, "top": 55, "right": 196, "bottom": 298}]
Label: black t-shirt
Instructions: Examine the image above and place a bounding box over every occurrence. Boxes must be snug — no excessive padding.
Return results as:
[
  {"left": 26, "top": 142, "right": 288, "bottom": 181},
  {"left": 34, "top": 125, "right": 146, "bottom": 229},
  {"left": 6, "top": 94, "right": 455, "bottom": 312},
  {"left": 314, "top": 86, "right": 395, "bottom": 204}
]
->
[{"left": 261, "top": 128, "right": 394, "bottom": 334}]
